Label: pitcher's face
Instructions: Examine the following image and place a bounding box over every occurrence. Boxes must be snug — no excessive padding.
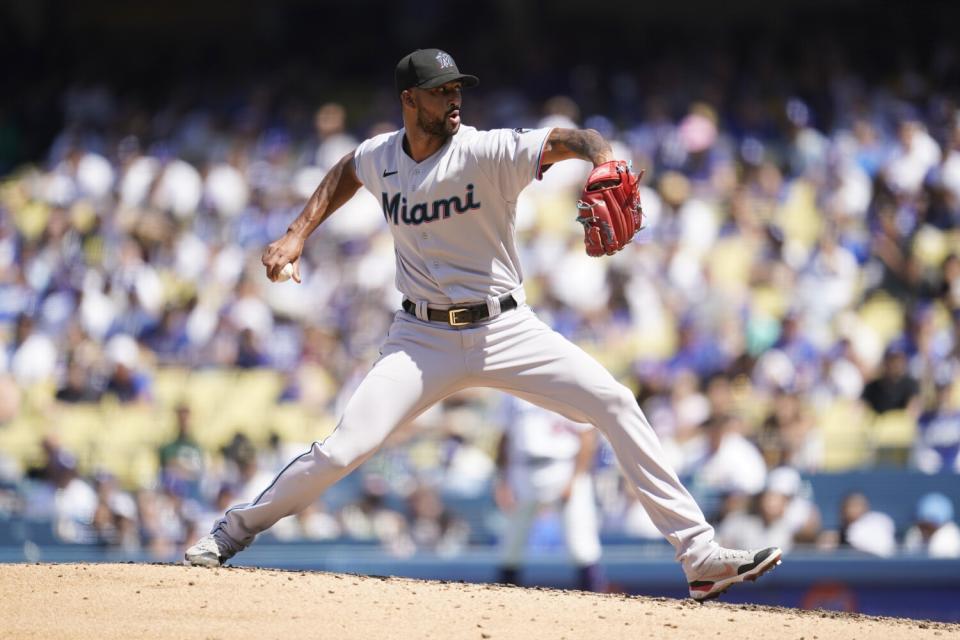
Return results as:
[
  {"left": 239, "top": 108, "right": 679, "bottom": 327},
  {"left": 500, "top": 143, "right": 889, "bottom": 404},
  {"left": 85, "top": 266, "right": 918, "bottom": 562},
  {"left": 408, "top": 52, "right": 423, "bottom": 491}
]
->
[{"left": 408, "top": 81, "right": 463, "bottom": 138}]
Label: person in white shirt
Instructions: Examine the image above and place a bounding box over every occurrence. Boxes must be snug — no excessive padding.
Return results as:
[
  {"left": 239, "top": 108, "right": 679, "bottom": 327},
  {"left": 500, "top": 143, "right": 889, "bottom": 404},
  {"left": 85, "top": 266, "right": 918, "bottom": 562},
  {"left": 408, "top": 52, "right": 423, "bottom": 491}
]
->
[
  {"left": 186, "top": 48, "right": 780, "bottom": 600},
  {"left": 903, "top": 492, "right": 960, "bottom": 558},
  {"left": 678, "top": 414, "right": 768, "bottom": 497},
  {"left": 494, "top": 398, "right": 602, "bottom": 591}
]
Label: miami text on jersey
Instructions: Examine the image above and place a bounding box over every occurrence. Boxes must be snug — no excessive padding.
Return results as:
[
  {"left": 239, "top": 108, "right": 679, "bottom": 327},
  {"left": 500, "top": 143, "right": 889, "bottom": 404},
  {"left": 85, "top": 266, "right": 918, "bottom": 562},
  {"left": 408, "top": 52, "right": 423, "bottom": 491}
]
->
[{"left": 381, "top": 184, "right": 481, "bottom": 225}]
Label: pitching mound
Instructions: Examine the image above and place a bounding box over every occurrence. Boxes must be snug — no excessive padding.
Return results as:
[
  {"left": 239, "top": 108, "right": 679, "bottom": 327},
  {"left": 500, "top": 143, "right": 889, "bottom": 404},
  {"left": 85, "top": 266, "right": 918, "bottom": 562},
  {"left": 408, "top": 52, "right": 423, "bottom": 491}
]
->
[{"left": 1, "top": 563, "right": 956, "bottom": 639}]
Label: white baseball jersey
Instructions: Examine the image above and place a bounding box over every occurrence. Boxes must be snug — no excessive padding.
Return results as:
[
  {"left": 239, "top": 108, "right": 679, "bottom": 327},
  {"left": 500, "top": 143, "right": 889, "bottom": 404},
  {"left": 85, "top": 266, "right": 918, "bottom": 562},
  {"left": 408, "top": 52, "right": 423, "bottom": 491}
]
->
[
  {"left": 496, "top": 398, "right": 601, "bottom": 567},
  {"left": 353, "top": 125, "right": 552, "bottom": 305},
  {"left": 502, "top": 397, "right": 588, "bottom": 503},
  {"left": 500, "top": 397, "right": 590, "bottom": 462}
]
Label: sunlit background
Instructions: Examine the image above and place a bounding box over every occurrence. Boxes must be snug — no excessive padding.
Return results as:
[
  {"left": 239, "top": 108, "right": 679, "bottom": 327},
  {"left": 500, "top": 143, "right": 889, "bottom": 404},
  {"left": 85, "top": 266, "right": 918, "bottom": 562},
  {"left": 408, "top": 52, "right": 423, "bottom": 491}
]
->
[{"left": 1, "top": 0, "right": 959, "bottom": 621}]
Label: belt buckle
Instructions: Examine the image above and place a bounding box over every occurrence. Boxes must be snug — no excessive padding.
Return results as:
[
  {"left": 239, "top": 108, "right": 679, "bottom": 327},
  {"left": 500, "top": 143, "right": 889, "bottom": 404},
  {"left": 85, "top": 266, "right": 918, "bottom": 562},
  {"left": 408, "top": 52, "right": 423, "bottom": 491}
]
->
[{"left": 448, "top": 308, "right": 470, "bottom": 327}]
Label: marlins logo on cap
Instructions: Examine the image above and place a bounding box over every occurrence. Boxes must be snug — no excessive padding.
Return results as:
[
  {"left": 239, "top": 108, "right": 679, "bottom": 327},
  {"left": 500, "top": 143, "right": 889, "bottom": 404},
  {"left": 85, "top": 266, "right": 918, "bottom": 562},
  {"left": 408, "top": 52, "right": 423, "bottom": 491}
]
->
[{"left": 435, "top": 51, "right": 454, "bottom": 69}]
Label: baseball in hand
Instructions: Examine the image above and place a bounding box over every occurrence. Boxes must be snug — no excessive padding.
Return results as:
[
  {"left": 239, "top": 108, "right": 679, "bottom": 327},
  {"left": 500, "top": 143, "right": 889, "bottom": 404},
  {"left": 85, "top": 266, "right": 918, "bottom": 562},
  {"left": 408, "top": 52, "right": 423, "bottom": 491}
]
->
[{"left": 275, "top": 263, "right": 295, "bottom": 282}]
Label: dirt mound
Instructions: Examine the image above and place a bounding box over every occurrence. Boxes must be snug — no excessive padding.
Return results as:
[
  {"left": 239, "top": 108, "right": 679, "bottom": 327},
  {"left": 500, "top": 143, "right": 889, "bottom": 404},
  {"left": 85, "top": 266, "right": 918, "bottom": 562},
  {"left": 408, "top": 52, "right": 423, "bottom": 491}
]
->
[{"left": 1, "top": 563, "right": 956, "bottom": 639}]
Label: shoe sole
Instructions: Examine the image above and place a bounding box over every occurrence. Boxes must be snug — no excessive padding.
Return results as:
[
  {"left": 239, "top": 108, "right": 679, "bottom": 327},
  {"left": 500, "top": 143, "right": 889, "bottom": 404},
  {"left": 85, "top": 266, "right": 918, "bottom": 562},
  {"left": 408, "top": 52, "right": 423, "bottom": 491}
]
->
[
  {"left": 185, "top": 553, "right": 222, "bottom": 568},
  {"left": 690, "top": 548, "right": 783, "bottom": 602}
]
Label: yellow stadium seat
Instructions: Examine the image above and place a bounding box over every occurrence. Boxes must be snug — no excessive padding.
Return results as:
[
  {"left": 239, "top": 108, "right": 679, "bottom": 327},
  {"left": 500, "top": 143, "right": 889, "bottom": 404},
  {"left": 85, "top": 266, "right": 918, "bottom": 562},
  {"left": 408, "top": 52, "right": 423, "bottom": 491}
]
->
[
  {"left": 152, "top": 367, "right": 193, "bottom": 408},
  {"left": 50, "top": 404, "right": 107, "bottom": 470},
  {"left": 870, "top": 409, "right": 917, "bottom": 466},
  {"left": 626, "top": 321, "right": 677, "bottom": 361},
  {"left": 535, "top": 193, "right": 582, "bottom": 235},
  {"left": 817, "top": 398, "right": 872, "bottom": 471},
  {"left": 857, "top": 293, "right": 905, "bottom": 346},
  {"left": 21, "top": 381, "right": 57, "bottom": 413},
  {"left": 707, "top": 236, "right": 752, "bottom": 293},
  {"left": 912, "top": 224, "right": 950, "bottom": 268},
  {"left": 776, "top": 179, "right": 823, "bottom": 250},
  {"left": 751, "top": 286, "right": 790, "bottom": 322},
  {"left": 265, "top": 404, "right": 333, "bottom": 445},
  {"left": 0, "top": 414, "right": 45, "bottom": 469},
  {"left": 296, "top": 364, "right": 338, "bottom": 410}
]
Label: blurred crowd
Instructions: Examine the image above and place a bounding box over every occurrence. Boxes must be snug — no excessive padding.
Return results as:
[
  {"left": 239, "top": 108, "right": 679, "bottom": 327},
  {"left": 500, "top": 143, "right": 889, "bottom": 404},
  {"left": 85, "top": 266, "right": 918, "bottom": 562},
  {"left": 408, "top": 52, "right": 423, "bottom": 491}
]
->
[
  {"left": 1, "top": 397, "right": 957, "bottom": 563},
  {"left": 0, "top": 402, "right": 476, "bottom": 559},
  {"left": 2, "top": 38, "right": 960, "bottom": 562}
]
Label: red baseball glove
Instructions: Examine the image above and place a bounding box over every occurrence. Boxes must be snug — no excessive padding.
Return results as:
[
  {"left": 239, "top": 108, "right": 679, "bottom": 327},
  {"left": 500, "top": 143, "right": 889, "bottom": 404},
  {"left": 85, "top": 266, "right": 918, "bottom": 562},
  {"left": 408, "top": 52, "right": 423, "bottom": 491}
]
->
[{"left": 575, "top": 160, "right": 644, "bottom": 256}]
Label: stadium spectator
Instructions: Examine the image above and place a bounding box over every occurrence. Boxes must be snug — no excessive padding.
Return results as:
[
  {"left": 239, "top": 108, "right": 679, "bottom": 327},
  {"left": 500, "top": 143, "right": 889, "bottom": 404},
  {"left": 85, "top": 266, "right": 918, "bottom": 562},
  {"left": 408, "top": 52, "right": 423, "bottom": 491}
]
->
[
  {"left": 675, "top": 413, "right": 767, "bottom": 497},
  {"left": 338, "top": 477, "right": 412, "bottom": 556},
  {"left": 226, "top": 436, "right": 275, "bottom": 505},
  {"left": 797, "top": 232, "right": 860, "bottom": 326},
  {"left": 270, "top": 501, "right": 342, "bottom": 543},
  {"left": 717, "top": 467, "right": 821, "bottom": 553},
  {"left": 47, "top": 451, "right": 98, "bottom": 544},
  {"left": 665, "top": 320, "right": 730, "bottom": 382},
  {"left": 7, "top": 314, "right": 57, "bottom": 386},
  {"left": 643, "top": 369, "right": 710, "bottom": 444},
  {"left": 820, "top": 492, "right": 897, "bottom": 558},
  {"left": 757, "top": 391, "right": 824, "bottom": 473},
  {"left": 91, "top": 472, "right": 139, "bottom": 551},
  {"left": 940, "top": 253, "right": 960, "bottom": 312},
  {"left": 136, "top": 483, "right": 192, "bottom": 559},
  {"left": 406, "top": 483, "right": 470, "bottom": 557},
  {"left": 911, "top": 380, "right": 960, "bottom": 473},
  {"left": 55, "top": 357, "right": 103, "bottom": 403},
  {"left": 234, "top": 327, "right": 270, "bottom": 369},
  {"left": 158, "top": 403, "right": 205, "bottom": 499},
  {"left": 861, "top": 345, "right": 922, "bottom": 417},
  {"left": 903, "top": 492, "right": 960, "bottom": 558},
  {"left": 311, "top": 103, "right": 359, "bottom": 172},
  {"left": 770, "top": 313, "right": 821, "bottom": 391},
  {"left": 103, "top": 334, "right": 152, "bottom": 404},
  {"left": 768, "top": 466, "right": 822, "bottom": 546}
]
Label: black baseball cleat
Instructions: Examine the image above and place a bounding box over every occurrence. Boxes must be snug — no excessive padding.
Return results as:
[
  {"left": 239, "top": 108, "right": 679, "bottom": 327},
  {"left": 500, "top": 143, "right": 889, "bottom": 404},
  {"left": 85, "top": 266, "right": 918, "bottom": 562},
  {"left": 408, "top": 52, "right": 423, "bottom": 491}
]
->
[{"left": 687, "top": 546, "right": 782, "bottom": 601}]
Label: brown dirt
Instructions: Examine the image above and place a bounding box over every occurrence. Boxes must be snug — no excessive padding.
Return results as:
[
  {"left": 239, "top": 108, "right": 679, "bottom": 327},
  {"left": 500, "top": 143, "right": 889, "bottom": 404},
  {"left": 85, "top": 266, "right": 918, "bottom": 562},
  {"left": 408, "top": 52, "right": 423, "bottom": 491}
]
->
[{"left": 1, "top": 563, "right": 958, "bottom": 640}]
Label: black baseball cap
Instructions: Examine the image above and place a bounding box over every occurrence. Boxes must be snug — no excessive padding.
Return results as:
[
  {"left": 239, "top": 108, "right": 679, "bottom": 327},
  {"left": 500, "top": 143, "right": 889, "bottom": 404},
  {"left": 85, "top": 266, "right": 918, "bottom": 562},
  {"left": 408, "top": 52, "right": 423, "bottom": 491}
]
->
[{"left": 395, "top": 49, "right": 479, "bottom": 94}]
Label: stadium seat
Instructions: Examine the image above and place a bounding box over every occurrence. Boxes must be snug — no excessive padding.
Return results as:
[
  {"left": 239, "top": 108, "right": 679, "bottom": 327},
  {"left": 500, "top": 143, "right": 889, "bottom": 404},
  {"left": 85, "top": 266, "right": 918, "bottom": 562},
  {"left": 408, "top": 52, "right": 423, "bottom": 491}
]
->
[
  {"left": 777, "top": 179, "right": 822, "bottom": 250},
  {"left": 817, "top": 398, "right": 872, "bottom": 471},
  {"left": 152, "top": 367, "right": 193, "bottom": 408},
  {"left": 265, "top": 404, "right": 332, "bottom": 444},
  {"left": 0, "top": 415, "right": 44, "bottom": 468},
  {"left": 870, "top": 410, "right": 918, "bottom": 467},
  {"left": 857, "top": 293, "right": 905, "bottom": 346}
]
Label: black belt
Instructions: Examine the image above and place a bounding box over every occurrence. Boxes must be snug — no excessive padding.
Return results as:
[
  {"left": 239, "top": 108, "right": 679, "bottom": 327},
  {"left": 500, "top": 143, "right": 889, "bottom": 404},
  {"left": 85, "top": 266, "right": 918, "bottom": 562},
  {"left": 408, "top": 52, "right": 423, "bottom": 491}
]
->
[{"left": 401, "top": 293, "right": 518, "bottom": 327}]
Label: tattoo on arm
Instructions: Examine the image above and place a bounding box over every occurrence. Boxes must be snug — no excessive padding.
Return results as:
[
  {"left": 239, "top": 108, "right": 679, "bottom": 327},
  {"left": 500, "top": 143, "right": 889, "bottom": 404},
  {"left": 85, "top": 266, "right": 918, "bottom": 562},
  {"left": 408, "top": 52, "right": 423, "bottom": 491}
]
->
[{"left": 546, "top": 128, "right": 614, "bottom": 165}]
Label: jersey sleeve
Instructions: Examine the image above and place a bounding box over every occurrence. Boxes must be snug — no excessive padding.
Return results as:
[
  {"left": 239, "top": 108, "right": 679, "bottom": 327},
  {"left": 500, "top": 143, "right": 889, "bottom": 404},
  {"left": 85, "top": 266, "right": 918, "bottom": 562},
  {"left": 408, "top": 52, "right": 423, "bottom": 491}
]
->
[
  {"left": 469, "top": 127, "right": 554, "bottom": 203},
  {"left": 352, "top": 137, "right": 374, "bottom": 187}
]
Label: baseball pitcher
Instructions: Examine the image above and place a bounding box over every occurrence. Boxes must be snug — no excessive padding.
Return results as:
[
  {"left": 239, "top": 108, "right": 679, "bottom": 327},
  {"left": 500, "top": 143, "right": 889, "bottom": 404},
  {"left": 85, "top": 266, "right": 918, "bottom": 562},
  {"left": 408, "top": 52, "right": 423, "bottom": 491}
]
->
[{"left": 186, "top": 48, "right": 781, "bottom": 600}]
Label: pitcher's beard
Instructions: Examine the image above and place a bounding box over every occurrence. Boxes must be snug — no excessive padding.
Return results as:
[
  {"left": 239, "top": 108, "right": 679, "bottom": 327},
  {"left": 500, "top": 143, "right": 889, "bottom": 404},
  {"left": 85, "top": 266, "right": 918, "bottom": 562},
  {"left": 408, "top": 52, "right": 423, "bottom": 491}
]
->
[{"left": 417, "top": 109, "right": 457, "bottom": 139}]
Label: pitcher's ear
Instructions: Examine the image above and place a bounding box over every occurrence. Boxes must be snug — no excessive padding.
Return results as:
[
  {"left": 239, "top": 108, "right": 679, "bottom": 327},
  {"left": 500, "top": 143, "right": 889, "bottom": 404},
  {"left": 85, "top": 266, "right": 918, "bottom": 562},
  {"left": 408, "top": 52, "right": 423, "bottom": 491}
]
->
[{"left": 402, "top": 90, "right": 415, "bottom": 108}]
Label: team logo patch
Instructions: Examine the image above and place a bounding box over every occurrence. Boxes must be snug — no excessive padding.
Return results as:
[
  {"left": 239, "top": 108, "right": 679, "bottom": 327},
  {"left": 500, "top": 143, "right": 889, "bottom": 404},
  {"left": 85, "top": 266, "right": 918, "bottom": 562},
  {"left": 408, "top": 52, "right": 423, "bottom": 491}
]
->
[{"left": 436, "top": 51, "right": 454, "bottom": 69}]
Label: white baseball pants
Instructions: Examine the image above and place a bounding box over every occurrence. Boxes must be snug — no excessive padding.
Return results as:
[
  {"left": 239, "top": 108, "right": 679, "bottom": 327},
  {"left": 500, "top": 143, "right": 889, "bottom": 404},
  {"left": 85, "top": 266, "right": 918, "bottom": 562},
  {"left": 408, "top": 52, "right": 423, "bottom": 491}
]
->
[{"left": 211, "top": 304, "right": 717, "bottom": 575}]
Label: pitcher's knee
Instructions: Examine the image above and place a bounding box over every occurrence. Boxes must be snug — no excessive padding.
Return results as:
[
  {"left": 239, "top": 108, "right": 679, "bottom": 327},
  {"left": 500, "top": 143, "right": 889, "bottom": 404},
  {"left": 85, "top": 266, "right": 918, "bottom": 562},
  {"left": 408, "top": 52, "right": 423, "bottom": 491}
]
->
[
  {"left": 585, "top": 385, "right": 643, "bottom": 433},
  {"left": 317, "top": 438, "right": 375, "bottom": 471},
  {"left": 607, "top": 385, "right": 641, "bottom": 419}
]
